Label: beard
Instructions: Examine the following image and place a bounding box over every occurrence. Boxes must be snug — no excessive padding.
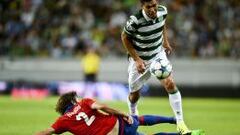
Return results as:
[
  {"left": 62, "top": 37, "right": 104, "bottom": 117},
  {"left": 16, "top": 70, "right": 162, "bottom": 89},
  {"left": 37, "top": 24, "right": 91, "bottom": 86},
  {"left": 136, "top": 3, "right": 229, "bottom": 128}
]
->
[{"left": 147, "top": 12, "right": 157, "bottom": 19}]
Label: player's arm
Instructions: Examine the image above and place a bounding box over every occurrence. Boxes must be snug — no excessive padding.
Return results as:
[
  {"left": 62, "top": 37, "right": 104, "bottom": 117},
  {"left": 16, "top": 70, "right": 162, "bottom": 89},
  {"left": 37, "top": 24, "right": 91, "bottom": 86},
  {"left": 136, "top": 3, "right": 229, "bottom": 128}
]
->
[
  {"left": 163, "top": 25, "right": 172, "bottom": 55},
  {"left": 91, "top": 102, "right": 127, "bottom": 117},
  {"left": 91, "top": 102, "right": 133, "bottom": 124},
  {"left": 122, "top": 16, "right": 146, "bottom": 74},
  {"left": 121, "top": 31, "right": 140, "bottom": 62},
  {"left": 35, "top": 127, "right": 55, "bottom": 135},
  {"left": 121, "top": 31, "right": 145, "bottom": 74}
]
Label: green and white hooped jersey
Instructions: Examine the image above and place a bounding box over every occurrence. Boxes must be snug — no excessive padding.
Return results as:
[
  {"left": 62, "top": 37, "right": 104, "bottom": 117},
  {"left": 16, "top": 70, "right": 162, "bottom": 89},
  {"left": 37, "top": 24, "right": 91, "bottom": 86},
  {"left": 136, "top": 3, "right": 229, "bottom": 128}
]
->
[{"left": 123, "top": 5, "right": 167, "bottom": 61}]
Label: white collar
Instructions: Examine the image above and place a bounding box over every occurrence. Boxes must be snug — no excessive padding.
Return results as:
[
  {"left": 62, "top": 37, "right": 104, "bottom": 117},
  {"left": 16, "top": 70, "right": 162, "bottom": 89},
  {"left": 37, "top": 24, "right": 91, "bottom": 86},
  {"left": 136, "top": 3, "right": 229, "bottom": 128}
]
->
[{"left": 142, "top": 9, "right": 160, "bottom": 22}]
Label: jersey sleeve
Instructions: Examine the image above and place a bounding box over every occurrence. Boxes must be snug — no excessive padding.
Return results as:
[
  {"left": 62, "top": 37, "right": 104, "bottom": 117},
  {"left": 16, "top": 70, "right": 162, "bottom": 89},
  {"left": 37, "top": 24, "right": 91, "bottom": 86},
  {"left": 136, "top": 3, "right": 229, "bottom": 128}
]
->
[
  {"left": 158, "top": 5, "right": 168, "bottom": 15},
  {"left": 51, "top": 118, "right": 67, "bottom": 134},
  {"left": 123, "top": 15, "right": 138, "bottom": 38}
]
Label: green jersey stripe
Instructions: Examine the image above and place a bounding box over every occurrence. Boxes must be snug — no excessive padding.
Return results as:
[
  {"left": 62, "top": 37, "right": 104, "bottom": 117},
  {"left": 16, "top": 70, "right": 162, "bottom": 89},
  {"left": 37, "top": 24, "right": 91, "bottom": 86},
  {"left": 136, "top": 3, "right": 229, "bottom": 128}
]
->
[
  {"left": 133, "top": 41, "right": 162, "bottom": 51},
  {"left": 123, "top": 27, "right": 134, "bottom": 38},
  {"left": 133, "top": 34, "right": 162, "bottom": 44},
  {"left": 135, "top": 34, "right": 163, "bottom": 48},
  {"left": 138, "top": 20, "right": 165, "bottom": 32},
  {"left": 136, "top": 25, "right": 164, "bottom": 36},
  {"left": 134, "top": 10, "right": 144, "bottom": 20},
  {"left": 140, "top": 53, "right": 158, "bottom": 60},
  {"left": 137, "top": 15, "right": 166, "bottom": 28},
  {"left": 135, "top": 31, "right": 162, "bottom": 40},
  {"left": 137, "top": 45, "right": 162, "bottom": 56},
  {"left": 136, "top": 18, "right": 160, "bottom": 28}
]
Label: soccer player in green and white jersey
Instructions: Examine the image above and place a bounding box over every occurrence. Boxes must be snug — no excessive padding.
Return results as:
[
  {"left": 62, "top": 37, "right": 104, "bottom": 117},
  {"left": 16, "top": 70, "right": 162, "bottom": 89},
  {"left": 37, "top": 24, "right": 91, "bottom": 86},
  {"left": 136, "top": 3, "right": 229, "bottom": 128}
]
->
[{"left": 121, "top": 0, "right": 204, "bottom": 135}]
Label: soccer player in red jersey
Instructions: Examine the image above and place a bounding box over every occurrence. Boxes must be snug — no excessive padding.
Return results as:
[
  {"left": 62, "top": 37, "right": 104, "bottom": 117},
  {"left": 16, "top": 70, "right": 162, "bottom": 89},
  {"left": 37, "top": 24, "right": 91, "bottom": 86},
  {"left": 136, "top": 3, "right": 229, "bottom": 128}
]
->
[{"left": 36, "top": 91, "right": 182, "bottom": 135}]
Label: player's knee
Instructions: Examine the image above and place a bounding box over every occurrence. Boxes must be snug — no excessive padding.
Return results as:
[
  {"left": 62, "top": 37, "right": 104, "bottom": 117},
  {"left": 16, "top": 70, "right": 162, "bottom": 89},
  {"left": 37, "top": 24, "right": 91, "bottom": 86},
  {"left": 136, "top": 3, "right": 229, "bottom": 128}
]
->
[{"left": 165, "top": 80, "right": 176, "bottom": 91}]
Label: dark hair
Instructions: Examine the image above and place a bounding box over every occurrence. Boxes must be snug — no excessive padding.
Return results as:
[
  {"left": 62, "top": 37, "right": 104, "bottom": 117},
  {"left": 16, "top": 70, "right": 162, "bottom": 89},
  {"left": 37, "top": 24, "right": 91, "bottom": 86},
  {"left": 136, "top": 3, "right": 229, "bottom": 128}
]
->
[
  {"left": 140, "top": 0, "right": 153, "bottom": 4},
  {"left": 55, "top": 91, "right": 77, "bottom": 115}
]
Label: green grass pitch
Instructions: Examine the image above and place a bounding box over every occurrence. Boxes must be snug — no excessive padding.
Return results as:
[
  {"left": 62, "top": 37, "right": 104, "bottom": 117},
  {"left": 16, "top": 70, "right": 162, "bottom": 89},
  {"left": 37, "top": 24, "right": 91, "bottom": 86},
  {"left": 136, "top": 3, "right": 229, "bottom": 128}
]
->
[{"left": 0, "top": 96, "right": 240, "bottom": 135}]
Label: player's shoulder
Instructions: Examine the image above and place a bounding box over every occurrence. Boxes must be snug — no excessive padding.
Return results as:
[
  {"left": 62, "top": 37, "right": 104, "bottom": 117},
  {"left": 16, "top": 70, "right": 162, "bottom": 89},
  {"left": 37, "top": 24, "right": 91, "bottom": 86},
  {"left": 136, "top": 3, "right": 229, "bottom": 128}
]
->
[
  {"left": 133, "top": 10, "right": 144, "bottom": 20},
  {"left": 80, "top": 98, "right": 96, "bottom": 105},
  {"left": 158, "top": 5, "right": 167, "bottom": 13},
  {"left": 81, "top": 98, "right": 95, "bottom": 102},
  {"left": 128, "top": 10, "right": 144, "bottom": 25}
]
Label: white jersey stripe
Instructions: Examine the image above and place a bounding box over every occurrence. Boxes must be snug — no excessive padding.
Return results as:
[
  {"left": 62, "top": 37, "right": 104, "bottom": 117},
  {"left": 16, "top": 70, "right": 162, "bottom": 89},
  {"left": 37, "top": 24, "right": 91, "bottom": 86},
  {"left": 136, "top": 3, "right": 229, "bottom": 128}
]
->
[
  {"left": 138, "top": 20, "right": 165, "bottom": 32},
  {"left": 135, "top": 31, "right": 163, "bottom": 40},
  {"left": 137, "top": 45, "right": 163, "bottom": 56},
  {"left": 134, "top": 36, "right": 163, "bottom": 48}
]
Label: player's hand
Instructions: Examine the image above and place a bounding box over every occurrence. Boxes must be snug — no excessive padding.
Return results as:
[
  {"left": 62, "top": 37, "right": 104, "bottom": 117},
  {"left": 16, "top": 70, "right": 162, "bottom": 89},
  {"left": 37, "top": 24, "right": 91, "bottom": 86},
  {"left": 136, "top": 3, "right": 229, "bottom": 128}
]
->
[
  {"left": 135, "top": 58, "right": 146, "bottom": 74},
  {"left": 123, "top": 115, "right": 134, "bottom": 124},
  {"left": 164, "top": 43, "right": 172, "bottom": 55}
]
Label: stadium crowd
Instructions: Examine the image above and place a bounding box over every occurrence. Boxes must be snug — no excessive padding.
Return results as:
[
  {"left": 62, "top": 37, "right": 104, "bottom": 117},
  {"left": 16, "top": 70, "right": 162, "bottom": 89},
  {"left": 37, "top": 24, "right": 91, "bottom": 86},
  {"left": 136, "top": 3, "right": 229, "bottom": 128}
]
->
[{"left": 0, "top": 0, "right": 239, "bottom": 59}]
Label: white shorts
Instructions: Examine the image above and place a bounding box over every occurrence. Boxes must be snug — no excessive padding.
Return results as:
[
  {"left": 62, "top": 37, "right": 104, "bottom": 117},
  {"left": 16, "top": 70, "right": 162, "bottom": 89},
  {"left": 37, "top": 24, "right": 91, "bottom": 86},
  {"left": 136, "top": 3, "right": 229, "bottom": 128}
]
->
[{"left": 128, "top": 47, "right": 169, "bottom": 92}]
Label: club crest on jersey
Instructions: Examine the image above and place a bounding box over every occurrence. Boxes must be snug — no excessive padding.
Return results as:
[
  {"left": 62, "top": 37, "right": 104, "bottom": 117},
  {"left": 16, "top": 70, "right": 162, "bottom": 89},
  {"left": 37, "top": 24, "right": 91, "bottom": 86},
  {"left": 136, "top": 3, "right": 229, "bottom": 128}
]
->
[{"left": 126, "top": 19, "right": 135, "bottom": 31}]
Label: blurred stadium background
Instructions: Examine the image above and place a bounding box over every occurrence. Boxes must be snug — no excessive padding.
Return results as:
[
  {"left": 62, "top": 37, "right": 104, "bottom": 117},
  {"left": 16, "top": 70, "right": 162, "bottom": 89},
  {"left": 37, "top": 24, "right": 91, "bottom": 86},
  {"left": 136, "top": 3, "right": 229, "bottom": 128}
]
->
[{"left": 0, "top": 0, "right": 240, "bottom": 134}]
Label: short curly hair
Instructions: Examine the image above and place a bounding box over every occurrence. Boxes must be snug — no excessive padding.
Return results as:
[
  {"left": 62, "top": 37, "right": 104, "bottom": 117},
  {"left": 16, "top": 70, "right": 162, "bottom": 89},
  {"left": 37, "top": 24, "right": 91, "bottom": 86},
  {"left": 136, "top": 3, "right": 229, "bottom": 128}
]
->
[
  {"left": 140, "top": 0, "right": 153, "bottom": 4},
  {"left": 55, "top": 91, "right": 77, "bottom": 115}
]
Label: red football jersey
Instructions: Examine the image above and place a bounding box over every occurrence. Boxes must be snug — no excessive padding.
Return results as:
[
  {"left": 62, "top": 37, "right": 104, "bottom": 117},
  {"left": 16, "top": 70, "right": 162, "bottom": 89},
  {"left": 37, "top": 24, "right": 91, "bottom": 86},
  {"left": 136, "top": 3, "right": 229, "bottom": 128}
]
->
[{"left": 51, "top": 98, "right": 117, "bottom": 135}]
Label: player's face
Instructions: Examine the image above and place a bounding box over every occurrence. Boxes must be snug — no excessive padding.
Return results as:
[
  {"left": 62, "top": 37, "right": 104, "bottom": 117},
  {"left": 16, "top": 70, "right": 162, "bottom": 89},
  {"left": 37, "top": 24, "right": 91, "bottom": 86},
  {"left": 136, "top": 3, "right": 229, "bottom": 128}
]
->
[{"left": 142, "top": 0, "right": 158, "bottom": 19}]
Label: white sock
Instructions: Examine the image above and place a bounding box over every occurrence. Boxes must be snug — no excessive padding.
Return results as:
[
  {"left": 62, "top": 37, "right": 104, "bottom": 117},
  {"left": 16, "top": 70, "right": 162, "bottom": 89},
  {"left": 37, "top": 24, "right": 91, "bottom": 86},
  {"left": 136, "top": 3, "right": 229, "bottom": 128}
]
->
[
  {"left": 127, "top": 99, "right": 139, "bottom": 115},
  {"left": 169, "top": 91, "right": 183, "bottom": 124}
]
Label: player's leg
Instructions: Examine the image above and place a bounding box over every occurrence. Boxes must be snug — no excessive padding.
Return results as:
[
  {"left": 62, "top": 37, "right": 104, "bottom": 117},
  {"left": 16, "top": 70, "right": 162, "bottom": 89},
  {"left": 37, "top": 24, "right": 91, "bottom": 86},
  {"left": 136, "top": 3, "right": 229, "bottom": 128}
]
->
[
  {"left": 128, "top": 90, "right": 140, "bottom": 115},
  {"left": 160, "top": 75, "right": 191, "bottom": 135},
  {"left": 137, "top": 115, "right": 205, "bottom": 135},
  {"left": 138, "top": 115, "right": 176, "bottom": 126},
  {"left": 137, "top": 129, "right": 205, "bottom": 135},
  {"left": 131, "top": 116, "right": 179, "bottom": 135},
  {"left": 154, "top": 50, "right": 191, "bottom": 135},
  {"left": 128, "top": 59, "right": 140, "bottom": 115},
  {"left": 128, "top": 59, "right": 151, "bottom": 115},
  {"left": 131, "top": 117, "right": 178, "bottom": 135}
]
